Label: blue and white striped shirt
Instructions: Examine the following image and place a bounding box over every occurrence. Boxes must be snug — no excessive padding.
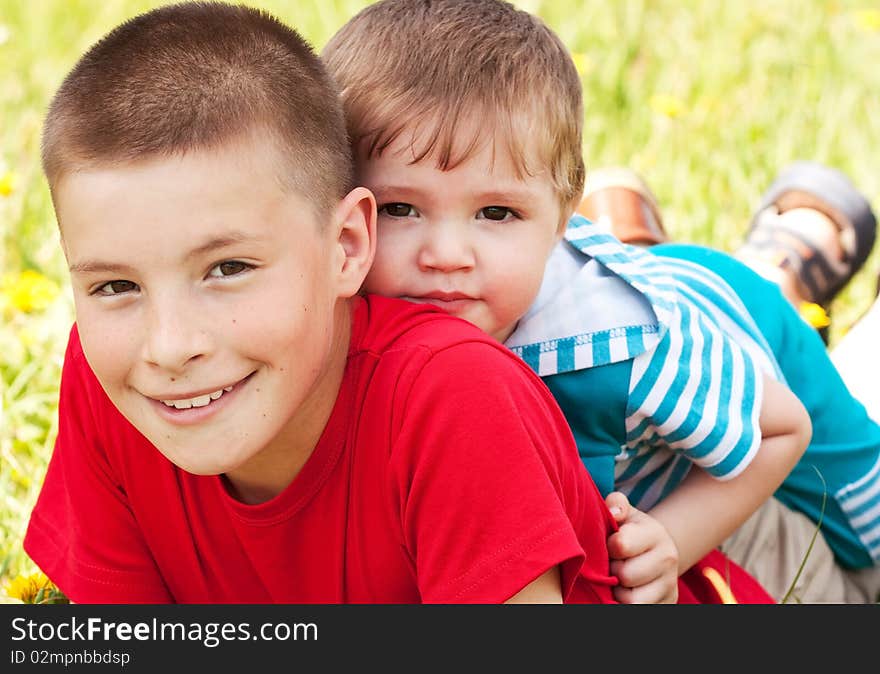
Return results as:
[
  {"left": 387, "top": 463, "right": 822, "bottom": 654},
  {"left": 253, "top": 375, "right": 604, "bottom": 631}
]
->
[
  {"left": 507, "top": 216, "right": 781, "bottom": 512},
  {"left": 507, "top": 216, "right": 880, "bottom": 567}
]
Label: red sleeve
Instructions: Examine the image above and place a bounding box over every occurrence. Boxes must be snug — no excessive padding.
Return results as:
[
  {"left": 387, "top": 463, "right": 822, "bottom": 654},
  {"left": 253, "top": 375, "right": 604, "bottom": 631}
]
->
[
  {"left": 23, "top": 325, "right": 172, "bottom": 603},
  {"left": 388, "top": 341, "right": 618, "bottom": 603}
]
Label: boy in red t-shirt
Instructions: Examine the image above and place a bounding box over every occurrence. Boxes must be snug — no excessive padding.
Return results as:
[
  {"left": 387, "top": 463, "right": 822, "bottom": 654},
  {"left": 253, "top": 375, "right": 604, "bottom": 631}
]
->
[{"left": 23, "top": 1, "right": 621, "bottom": 604}]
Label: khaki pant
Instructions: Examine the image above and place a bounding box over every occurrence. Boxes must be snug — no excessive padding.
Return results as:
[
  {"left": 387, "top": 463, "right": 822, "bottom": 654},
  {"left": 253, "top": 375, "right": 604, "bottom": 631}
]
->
[{"left": 721, "top": 497, "right": 880, "bottom": 603}]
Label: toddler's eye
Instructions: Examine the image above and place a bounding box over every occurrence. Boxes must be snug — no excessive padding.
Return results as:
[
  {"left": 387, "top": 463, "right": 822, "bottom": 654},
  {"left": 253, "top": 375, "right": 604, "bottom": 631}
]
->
[
  {"left": 478, "top": 206, "right": 515, "bottom": 221},
  {"left": 94, "top": 280, "right": 137, "bottom": 296},
  {"left": 380, "top": 203, "right": 417, "bottom": 217},
  {"left": 208, "top": 261, "right": 251, "bottom": 278}
]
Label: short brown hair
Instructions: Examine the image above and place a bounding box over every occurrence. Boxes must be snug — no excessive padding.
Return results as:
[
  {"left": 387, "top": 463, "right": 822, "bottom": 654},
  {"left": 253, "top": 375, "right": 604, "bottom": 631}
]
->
[
  {"left": 42, "top": 1, "right": 352, "bottom": 218},
  {"left": 322, "top": 0, "right": 584, "bottom": 216}
]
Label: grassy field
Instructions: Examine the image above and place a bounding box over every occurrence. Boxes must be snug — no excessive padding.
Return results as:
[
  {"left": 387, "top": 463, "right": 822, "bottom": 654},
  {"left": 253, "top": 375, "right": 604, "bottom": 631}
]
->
[{"left": 2, "top": 0, "right": 880, "bottom": 593}]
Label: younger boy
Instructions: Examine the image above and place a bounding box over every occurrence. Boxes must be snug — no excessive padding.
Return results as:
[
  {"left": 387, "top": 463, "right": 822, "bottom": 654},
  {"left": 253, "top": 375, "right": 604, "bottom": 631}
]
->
[
  {"left": 23, "top": 1, "right": 621, "bottom": 604},
  {"left": 322, "top": 0, "right": 820, "bottom": 602}
]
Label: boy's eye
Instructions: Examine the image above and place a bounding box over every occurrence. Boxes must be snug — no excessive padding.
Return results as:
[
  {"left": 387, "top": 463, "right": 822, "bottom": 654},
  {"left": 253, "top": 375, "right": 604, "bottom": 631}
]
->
[
  {"left": 208, "top": 261, "right": 251, "bottom": 278},
  {"left": 379, "top": 202, "right": 417, "bottom": 218},
  {"left": 94, "top": 280, "right": 137, "bottom": 296},
  {"left": 478, "top": 206, "right": 515, "bottom": 221}
]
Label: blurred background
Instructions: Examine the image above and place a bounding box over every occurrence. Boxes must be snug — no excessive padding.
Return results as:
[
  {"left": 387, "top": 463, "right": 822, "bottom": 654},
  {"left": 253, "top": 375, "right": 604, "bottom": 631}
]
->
[{"left": 2, "top": 0, "right": 880, "bottom": 589}]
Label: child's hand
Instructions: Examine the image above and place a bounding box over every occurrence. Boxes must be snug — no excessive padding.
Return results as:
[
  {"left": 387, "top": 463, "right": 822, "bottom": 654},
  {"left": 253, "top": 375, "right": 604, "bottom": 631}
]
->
[{"left": 606, "top": 491, "right": 679, "bottom": 604}]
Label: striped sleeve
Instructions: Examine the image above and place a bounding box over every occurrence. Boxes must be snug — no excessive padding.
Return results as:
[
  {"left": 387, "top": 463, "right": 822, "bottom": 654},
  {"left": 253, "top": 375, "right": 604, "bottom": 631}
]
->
[
  {"left": 621, "top": 298, "right": 765, "bottom": 499},
  {"left": 650, "top": 256, "right": 783, "bottom": 382},
  {"left": 835, "top": 454, "right": 880, "bottom": 565}
]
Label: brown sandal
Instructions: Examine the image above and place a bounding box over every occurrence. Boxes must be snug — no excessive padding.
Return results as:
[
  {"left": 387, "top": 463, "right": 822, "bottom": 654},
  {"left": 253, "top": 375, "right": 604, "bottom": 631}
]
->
[
  {"left": 576, "top": 167, "right": 667, "bottom": 246},
  {"left": 739, "top": 161, "right": 877, "bottom": 308}
]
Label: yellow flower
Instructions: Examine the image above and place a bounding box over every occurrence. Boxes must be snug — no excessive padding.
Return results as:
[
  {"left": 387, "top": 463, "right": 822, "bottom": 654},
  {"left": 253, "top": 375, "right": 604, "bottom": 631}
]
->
[
  {"left": 649, "top": 93, "right": 685, "bottom": 119},
  {"left": 853, "top": 9, "right": 880, "bottom": 32},
  {"left": 9, "top": 466, "right": 31, "bottom": 489},
  {"left": 1, "top": 270, "right": 60, "bottom": 313},
  {"left": 799, "top": 301, "right": 831, "bottom": 329},
  {"left": 4, "top": 572, "right": 65, "bottom": 604},
  {"left": 570, "top": 52, "right": 593, "bottom": 76},
  {"left": 0, "top": 170, "right": 15, "bottom": 196}
]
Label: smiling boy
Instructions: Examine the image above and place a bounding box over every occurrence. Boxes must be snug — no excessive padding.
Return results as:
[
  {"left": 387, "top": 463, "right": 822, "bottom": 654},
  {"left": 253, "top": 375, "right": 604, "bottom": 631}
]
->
[
  {"left": 23, "top": 1, "right": 620, "bottom": 604},
  {"left": 59, "top": 134, "right": 353, "bottom": 495}
]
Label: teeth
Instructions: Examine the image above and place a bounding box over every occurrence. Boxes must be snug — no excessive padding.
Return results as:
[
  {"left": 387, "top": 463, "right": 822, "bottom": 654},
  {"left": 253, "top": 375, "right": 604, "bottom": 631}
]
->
[{"left": 162, "top": 385, "right": 231, "bottom": 410}]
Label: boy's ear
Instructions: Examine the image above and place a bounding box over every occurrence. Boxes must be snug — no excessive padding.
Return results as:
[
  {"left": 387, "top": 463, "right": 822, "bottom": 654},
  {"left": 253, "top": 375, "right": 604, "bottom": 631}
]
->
[{"left": 331, "top": 186, "right": 377, "bottom": 297}]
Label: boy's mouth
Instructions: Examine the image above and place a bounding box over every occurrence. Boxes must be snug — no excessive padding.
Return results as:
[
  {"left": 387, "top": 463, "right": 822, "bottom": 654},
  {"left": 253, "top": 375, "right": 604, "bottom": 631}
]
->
[
  {"left": 161, "top": 385, "right": 234, "bottom": 410},
  {"left": 150, "top": 371, "right": 255, "bottom": 417},
  {"left": 418, "top": 291, "right": 473, "bottom": 302},
  {"left": 404, "top": 292, "right": 477, "bottom": 314}
]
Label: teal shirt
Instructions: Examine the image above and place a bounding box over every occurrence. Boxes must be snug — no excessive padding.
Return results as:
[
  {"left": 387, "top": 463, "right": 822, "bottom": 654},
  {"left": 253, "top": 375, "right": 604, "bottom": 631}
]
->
[
  {"left": 543, "top": 360, "right": 631, "bottom": 499},
  {"left": 655, "top": 243, "right": 880, "bottom": 569}
]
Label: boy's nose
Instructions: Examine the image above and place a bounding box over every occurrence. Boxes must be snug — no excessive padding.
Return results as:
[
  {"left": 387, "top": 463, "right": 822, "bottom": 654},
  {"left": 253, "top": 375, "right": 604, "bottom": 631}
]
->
[
  {"left": 418, "top": 226, "right": 475, "bottom": 272},
  {"left": 142, "top": 295, "right": 211, "bottom": 373}
]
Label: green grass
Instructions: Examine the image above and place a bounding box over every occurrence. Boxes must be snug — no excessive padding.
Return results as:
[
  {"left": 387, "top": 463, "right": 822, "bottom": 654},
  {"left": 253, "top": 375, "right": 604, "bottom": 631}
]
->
[{"left": 3, "top": 0, "right": 880, "bottom": 591}]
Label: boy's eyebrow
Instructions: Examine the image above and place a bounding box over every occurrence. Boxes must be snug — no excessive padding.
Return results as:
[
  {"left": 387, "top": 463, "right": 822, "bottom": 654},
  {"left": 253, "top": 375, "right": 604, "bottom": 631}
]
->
[
  {"left": 369, "top": 184, "right": 424, "bottom": 201},
  {"left": 473, "top": 189, "right": 534, "bottom": 204},
  {"left": 183, "top": 231, "right": 265, "bottom": 262},
  {"left": 68, "top": 260, "right": 137, "bottom": 275},
  {"left": 69, "top": 231, "right": 265, "bottom": 274},
  {"left": 371, "top": 184, "right": 534, "bottom": 204}
]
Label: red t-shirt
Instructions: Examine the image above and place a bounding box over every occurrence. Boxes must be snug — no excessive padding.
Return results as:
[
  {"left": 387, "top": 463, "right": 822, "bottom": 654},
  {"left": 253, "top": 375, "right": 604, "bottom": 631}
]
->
[{"left": 25, "top": 295, "right": 618, "bottom": 604}]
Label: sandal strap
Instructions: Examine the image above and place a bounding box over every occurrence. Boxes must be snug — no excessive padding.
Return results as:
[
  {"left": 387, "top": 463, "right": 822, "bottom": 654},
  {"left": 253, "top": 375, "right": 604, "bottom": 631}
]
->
[
  {"left": 747, "top": 162, "right": 877, "bottom": 304},
  {"left": 741, "top": 207, "right": 851, "bottom": 305}
]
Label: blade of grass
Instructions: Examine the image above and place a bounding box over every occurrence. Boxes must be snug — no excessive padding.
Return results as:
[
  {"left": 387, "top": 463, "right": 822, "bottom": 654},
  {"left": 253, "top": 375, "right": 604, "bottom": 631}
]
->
[{"left": 780, "top": 466, "right": 827, "bottom": 605}]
